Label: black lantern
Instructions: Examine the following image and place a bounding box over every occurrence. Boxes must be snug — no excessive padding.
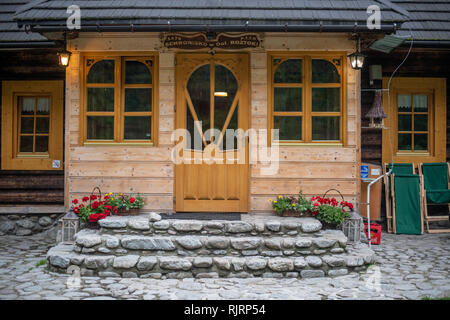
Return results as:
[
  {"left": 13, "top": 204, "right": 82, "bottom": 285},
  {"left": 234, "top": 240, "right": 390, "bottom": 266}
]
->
[
  {"left": 348, "top": 36, "right": 365, "bottom": 70},
  {"left": 58, "top": 32, "right": 71, "bottom": 67},
  {"left": 58, "top": 50, "right": 71, "bottom": 67}
]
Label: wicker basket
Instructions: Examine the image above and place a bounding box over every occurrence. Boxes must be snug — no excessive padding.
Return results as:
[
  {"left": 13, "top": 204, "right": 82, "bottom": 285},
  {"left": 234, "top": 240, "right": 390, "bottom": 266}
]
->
[{"left": 116, "top": 208, "right": 140, "bottom": 216}]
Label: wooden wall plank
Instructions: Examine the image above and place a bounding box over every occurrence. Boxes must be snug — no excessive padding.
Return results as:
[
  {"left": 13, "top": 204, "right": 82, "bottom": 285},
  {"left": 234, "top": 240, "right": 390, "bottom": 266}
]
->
[
  {"left": 69, "top": 146, "right": 172, "bottom": 162},
  {"left": 251, "top": 179, "right": 356, "bottom": 195},
  {"left": 69, "top": 162, "right": 174, "bottom": 178},
  {"left": 69, "top": 177, "right": 173, "bottom": 194},
  {"left": 251, "top": 162, "right": 356, "bottom": 179}
]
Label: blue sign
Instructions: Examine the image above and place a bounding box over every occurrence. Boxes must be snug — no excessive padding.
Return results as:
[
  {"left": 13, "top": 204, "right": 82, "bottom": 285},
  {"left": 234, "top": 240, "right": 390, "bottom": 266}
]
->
[{"left": 361, "top": 165, "right": 369, "bottom": 178}]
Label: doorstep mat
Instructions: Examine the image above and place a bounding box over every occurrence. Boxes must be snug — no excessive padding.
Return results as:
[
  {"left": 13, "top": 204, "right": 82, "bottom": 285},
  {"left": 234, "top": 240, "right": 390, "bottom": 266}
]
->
[{"left": 160, "top": 212, "right": 241, "bottom": 221}]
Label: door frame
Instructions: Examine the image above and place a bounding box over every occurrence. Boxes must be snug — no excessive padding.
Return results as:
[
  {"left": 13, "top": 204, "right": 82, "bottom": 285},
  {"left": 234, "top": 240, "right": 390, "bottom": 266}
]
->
[{"left": 174, "top": 52, "right": 251, "bottom": 213}]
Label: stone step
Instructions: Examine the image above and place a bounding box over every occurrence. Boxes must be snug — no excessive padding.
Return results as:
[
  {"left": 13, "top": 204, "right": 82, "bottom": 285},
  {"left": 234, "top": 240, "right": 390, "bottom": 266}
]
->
[
  {"left": 73, "top": 228, "right": 348, "bottom": 257},
  {"left": 47, "top": 243, "right": 375, "bottom": 279},
  {"left": 98, "top": 214, "right": 323, "bottom": 237}
]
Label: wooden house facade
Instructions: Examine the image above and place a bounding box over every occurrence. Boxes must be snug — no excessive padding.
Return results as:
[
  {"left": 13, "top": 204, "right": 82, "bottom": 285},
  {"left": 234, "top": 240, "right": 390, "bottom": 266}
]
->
[{"left": 1, "top": 1, "right": 449, "bottom": 220}]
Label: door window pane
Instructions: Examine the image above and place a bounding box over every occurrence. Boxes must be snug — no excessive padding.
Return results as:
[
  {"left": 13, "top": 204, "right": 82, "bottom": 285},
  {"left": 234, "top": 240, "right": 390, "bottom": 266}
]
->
[
  {"left": 312, "top": 116, "right": 340, "bottom": 140},
  {"left": 125, "top": 88, "right": 152, "bottom": 112},
  {"left": 398, "top": 133, "right": 412, "bottom": 150},
  {"left": 274, "top": 116, "right": 302, "bottom": 140},
  {"left": 312, "top": 88, "right": 340, "bottom": 112},
  {"left": 187, "top": 64, "right": 210, "bottom": 137},
  {"left": 125, "top": 61, "right": 152, "bottom": 84},
  {"left": 312, "top": 59, "right": 340, "bottom": 83},
  {"left": 398, "top": 115, "right": 412, "bottom": 131},
  {"left": 414, "top": 95, "right": 428, "bottom": 112},
  {"left": 124, "top": 116, "right": 151, "bottom": 140},
  {"left": 21, "top": 98, "right": 35, "bottom": 115},
  {"left": 87, "top": 60, "right": 115, "bottom": 83},
  {"left": 87, "top": 88, "right": 115, "bottom": 112},
  {"left": 87, "top": 116, "right": 114, "bottom": 140},
  {"left": 398, "top": 95, "right": 412, "bottom": 112},
  {"left": 36, "top": 98, "right": 50, "bottom": 115},
  {"left": 274, "top": 88, "right": 302, "bottom": 112},
  {"left": 274, "top": 59, "right": 302, "bottom": 83}
]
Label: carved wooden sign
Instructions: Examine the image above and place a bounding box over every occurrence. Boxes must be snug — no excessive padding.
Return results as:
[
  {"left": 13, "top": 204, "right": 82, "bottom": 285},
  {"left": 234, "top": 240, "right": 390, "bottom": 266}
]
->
[{"left": 163, "top": 33, "right": 260, "bottom": 50}]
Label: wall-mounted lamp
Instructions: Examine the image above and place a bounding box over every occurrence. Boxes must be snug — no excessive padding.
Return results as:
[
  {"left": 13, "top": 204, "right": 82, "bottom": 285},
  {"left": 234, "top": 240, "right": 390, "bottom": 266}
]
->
[
  {"left": 348, "top": 35, "right": 366, "bottom": 70},
  {"left": 58, "top": 33, "right": 71, "bottom": 67}
]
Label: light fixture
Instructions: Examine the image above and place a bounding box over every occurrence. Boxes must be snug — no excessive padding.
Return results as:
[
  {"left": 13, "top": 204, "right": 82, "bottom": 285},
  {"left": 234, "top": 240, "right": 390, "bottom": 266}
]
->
[
  {"left": 348, "top": 35, "right": 366, "bottom": 70},
  {"left": 58, "top": 33, "right": 71, "bottom": 67},
  {"left": 58, "top": 50, "right": 71, "bottom": 67},
  {"left": 214, "top": 92, "right": 228, "bottom": 97}
]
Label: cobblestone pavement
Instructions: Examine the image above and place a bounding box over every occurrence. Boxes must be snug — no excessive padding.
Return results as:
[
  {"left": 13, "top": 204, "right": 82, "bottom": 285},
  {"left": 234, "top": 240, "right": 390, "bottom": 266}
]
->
[{"left": 0, "top": 232, "right": 448, "bottom": 300}]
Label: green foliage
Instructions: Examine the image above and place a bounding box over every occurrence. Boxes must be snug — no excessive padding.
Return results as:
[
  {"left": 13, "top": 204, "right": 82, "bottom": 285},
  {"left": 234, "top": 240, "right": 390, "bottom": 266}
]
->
[
  {"left": 314, "top": 204, "right": 350, "bottom": 225},
  {"left": 270, "top": 191, "right": 314, "bottom": 216},
  {"left": 36, "top": 259, "right": 47, "bottom": 267}
]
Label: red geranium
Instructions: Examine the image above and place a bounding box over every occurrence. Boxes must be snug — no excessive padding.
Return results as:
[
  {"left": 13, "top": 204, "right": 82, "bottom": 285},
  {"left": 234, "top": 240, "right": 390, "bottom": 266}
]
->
[
  {"left": 82, "top": 196, "right": 89, "bottom": 202},
  {"left": 91, "top": 201, "right": 100, "bottom": 209},
  {"left": 129, "top": 197, "right": 135, "bottom": 204},
  {"left": 89, "top": 213, "right": 99, "bottom": 222},
  {"left": 74, "top": 207, "right": 80, "bottom": 214},
  {"left": 72, "top": 199, "right": 78, "bottom": 204},
  {"left": 90, "top": 194, "right": 97, "bottom": 201}
]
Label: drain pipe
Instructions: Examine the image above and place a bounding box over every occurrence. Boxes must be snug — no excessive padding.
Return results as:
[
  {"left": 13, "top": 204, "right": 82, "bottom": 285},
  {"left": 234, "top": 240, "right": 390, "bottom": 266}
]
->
[{"left": 365, "top": 170, "right": 391, "bottom": 249}]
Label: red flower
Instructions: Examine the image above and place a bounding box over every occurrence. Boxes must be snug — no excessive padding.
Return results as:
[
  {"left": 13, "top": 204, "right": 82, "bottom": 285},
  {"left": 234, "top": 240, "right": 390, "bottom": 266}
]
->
[
  {"left": 72, "top": 199, "right": 78, "bottom": 204},
  {"left": 91, "top": 201, "right": 100, "bottom": 209},
  {"left": 104, "top": 195, "right": 109, "bottom": 200},
  {"left": 73, "top": 207, "right": 80, "bottom": 214},
  {"left": 99, "top": 213, "right": 107, "bottom": 220},
  {"left": 82, "top": 196, "right": 89, "bottom": 202},
  {"left": 314, "top": 203, "right": 319, "bottom": 207},
  {"left": 90, "top": 194, "right": 97, "bottom": 201},
  {"left": 312, "top": 210, "right": 319, "bottom": 216},
  {"left": 129, "top": 197, "right": 135, "bottom": 204},
  {"left": 88, "top": 214, "right": 99, "bottom": 222}
]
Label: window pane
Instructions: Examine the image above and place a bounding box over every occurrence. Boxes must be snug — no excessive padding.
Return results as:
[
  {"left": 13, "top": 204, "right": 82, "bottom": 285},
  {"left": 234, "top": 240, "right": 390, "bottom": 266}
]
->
[
  {"left": 87, "top": 116, "right": 114, "bottom": 140},
  {"left": 312, "top": 116, "right": 340, "bottom": 140},
  {"left": 312, "top": 88, "right": 340, "bottom": 112},
  {"left": 398, "top": 133, "right": 412, "bottom": 150},
  {"left": 414, "top": 95, "right": 428, "bottom": 112},
  {"left": 36, "top": 98, "right": 50, "bottom": 115},
  {"left": 125, "top": 88, "right": 152, "bottom": 112},
  {"left": 21, "top": 98, "right": 35, "bottom": 115},
  {"left": 398, "top": 94, "right": 412, "bottom": 112},
  {"left": 87, "top": 60, "right": 115, "bottom": 83},
  {"left": 414, "top": 115, "right": 428, "bottom": 132},
  {"left": 274, "top": 88, "right": 302, "bottom": 112},
  {"left": 19, "top": 136, "right": 33, "bottom": 152},
  {"left": 20, "top": 117, "right": 34, "bottom": 134},
  {"left": 87, "top": 88, "right": 114, "bottom": 112},
  {"left": 125, "top": 60, "right": 152, "bottom": 84},
  {"left": 414, "top": 134, "right": 428, "bottom": 151},
  {"left": 274, "top": 59, "right": 302, "bottom": 83},
  {"left": 312, "top": 59, "right": 340, "bottom": 83},
  {"left": 35, "top": 136, "right": 48, "bottom": 152},
  {"left": 398, "top": 114, "right": 412, "bottom": 131},
  {"left": 187, "top": 64, "right": 210, "bottom": 136},
  {"left": 36, "top": 117, "right": 49, "bottom": 134},
  {"left": 274, "top": 116, "right": 302, "bottom": 140},
  {"left": 124, "top": 116, "right": 151, "bottom": 140}
]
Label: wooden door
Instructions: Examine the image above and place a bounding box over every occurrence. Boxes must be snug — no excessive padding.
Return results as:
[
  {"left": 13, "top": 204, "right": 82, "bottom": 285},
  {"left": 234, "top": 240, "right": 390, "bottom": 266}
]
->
[{"left": 175, "top": 53, "right": 249, "bottom": 212}]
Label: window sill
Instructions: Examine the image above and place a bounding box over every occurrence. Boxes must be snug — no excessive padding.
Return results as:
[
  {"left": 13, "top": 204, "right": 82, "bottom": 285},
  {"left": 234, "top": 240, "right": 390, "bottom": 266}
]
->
[
  {"left": 274, "top": 142, "right": 343, "bottom": 147},
  {"left": 83, "top": 142, "right": 154, "bottom": 147},
  {"left": 16, "top": 154, "right": 50, "bottom": 159},
  {"left": 396, "top": 151, "right": 430, "bottom": 157}
]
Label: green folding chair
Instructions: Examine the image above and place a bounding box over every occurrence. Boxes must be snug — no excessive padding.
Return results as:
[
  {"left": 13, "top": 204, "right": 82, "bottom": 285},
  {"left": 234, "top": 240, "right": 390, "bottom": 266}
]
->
[
  {"left": 419, "top": 162, "right": 450, "bottom": 233},
  {"left": 391, "top": 173, "right": 424, "bottom": 235},
  {"left": 383, "top": 163, "right": 415, "bottom": 233}
]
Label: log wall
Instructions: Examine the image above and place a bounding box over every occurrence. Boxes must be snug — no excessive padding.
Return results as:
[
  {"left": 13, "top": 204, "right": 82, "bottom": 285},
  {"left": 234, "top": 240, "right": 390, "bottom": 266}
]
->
[
  {"left": 0, "top": 49, "right": 65, "bottom": 204},
  {"left": 66, "top": 32, "right": 360, "bottom": 213}
]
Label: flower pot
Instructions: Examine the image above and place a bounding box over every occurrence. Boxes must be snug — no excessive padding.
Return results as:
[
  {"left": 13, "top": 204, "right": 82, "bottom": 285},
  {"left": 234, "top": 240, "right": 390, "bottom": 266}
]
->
[
  {"left": 116, "top": 208, "right": 140, "bottom": 216},
  {"left": 84, "top": 221, "right": 100, "bottom": 229},
  {"left": 320, "top": 222, "right": 340, "bottom": 230},
  {"left": 281, "top": 210, "right": 313, "bottom": 218}
]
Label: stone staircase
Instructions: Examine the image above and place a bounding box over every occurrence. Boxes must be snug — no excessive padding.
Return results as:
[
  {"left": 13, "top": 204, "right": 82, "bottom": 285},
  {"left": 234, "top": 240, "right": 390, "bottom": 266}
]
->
[{"left": 46, "top": 213, "right": 375, "bottom": 279}]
